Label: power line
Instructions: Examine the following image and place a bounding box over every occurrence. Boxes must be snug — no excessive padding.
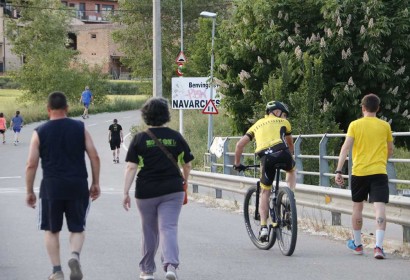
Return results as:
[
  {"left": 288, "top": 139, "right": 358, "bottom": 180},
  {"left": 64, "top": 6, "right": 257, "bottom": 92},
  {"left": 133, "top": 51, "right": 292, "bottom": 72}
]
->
[{"left": 0, "top": 2, "right": 232, "bottom": 13}]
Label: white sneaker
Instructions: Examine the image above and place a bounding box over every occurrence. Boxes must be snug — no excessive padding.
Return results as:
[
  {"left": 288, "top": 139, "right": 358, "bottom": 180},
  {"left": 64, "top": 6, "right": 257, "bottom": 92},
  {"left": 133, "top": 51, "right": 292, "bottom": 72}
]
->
[
  {"left": 165, "top": 265, "right": 177, "bottom": 280},
  {"left": 259, "top": 226, "right": 269, "bottom": 242},
  {"left": 140, "top": 272, "right": 155, "bottom": 280}
]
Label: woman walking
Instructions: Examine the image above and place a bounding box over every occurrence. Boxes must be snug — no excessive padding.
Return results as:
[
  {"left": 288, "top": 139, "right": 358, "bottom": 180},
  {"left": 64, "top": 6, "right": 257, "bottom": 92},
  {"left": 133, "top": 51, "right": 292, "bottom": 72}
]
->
[
  {"left": 0, "top": 112, "right": 7, "bottom": 144},
  {"left": 123, "top": 97, "right": 194, "bottom": 280}
]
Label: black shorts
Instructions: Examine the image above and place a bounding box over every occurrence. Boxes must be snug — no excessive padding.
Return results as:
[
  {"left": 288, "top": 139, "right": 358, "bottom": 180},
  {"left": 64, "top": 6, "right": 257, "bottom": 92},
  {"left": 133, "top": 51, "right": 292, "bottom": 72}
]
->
[
  {"left": 39, "top": 198, "right": 90, "bottom": 233},
  {"left": 110, "top": 138, "right": 121, "bottom": 150},
  {"left": 260, "top": 149, "right": 295, "bottom": 189},
  {"left": 0, "top": 129, "right": 5, "bottom": 134},
  {"left": 351, "top": 174, "right": 389, "bottom": 203}
]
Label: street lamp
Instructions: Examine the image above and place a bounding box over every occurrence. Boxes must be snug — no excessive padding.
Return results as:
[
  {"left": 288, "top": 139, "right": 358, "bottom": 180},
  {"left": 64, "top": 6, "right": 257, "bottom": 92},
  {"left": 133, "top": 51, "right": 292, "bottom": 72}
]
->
[{"left": 200, "top": 11, "right": 217, "bottom": 150}]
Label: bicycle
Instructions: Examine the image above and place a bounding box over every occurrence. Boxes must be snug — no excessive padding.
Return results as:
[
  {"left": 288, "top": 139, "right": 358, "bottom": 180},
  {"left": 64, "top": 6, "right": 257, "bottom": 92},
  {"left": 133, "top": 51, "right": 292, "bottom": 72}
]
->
[{"left": 242, "top": 163, "right": 298, "bottom": 256}]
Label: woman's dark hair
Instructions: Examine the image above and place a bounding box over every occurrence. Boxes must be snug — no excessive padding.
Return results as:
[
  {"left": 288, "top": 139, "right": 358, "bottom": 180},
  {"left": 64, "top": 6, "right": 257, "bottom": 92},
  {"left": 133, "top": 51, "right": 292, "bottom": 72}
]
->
[
  {"left": 141, "top": 97, "right": 171, "bottom": 126},
  {"left": 0, "top": 112, "right": 3, "bottom": 118},
  {"left": 15, "top": 111, "right": 20, "bottom": 116},
  {"left": 48, "top": 91, "right": 68, "bottom": 110}
]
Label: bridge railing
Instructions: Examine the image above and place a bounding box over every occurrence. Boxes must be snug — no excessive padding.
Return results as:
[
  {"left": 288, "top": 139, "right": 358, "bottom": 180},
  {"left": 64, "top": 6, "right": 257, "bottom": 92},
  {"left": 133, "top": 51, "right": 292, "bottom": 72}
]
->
[
  {"left": 188, "top": 170, "right": 410, "bottom": 244},
  {"left": 204, "top": 132, "right": 410, "bottom": 195}
]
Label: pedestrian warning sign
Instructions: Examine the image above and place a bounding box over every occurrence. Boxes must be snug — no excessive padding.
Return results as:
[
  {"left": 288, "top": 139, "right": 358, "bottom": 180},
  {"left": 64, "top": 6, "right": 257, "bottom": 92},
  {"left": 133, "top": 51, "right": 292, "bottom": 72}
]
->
[
  {"left": 175, "top": 51, "right": 187, "bottom": 63},
  {"left": 202, "top": 99, "right": 218, "bottom": 114}
]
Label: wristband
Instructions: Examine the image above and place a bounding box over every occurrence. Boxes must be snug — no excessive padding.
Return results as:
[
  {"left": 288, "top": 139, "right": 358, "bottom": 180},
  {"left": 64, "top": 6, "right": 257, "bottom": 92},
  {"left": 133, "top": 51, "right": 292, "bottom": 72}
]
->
[{"left": 335, "top": 170, "right": 342, "bottom": 174}]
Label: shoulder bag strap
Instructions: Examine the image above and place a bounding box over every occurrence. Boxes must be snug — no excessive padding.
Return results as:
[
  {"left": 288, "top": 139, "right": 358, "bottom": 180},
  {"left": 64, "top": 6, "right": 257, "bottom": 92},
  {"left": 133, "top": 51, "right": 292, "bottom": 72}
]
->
[{"left": 145, "top": 129, "right": 183, "bottom": 178}]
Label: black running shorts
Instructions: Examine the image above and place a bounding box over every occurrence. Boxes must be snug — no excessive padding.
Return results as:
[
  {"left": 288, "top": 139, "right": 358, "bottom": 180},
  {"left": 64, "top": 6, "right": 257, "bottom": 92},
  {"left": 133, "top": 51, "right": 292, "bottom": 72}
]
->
[
  {"left": 110, "top": 138, "right": 121, "bottom": 150},
  {"left": 351, "top": 174, "right": 389, "bottom": 203},
  {"left": 39, "top": 198, "right": 90, "bottom": 233}
]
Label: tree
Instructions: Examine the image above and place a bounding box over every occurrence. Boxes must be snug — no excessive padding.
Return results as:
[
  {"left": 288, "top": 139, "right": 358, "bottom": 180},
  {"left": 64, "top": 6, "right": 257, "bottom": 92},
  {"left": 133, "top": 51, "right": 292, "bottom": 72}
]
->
[
  {"left": 215, "top": 0, "right": 410, "bottom": 138},
  {"left": 6, "top": 0, "right": 108, "bottom": 103},
  {"left": 112, "top": 0, "right": 228, "bottom": 96}
]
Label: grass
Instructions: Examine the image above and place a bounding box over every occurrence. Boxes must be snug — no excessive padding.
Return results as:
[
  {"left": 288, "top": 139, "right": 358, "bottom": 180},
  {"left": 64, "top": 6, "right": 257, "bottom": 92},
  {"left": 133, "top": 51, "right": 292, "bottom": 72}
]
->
[{"left": 0, "top": 89, "right": 149, "bottom": 123}]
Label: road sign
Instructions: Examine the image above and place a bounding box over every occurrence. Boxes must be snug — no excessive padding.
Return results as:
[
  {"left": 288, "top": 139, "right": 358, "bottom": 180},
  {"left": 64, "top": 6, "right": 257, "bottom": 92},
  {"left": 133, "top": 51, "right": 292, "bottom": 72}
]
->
[
  {"left": 172, "top": 77, "right": 221, "bottom": 109},
  {"left": 202, "top": 99, "right": 219, "bottom": 114},
  {"left": 177, "top": 63, "right": 184, "bottom": 76},
  {"left": 175, "top": 51, "right": 187, "bottom": 63}
]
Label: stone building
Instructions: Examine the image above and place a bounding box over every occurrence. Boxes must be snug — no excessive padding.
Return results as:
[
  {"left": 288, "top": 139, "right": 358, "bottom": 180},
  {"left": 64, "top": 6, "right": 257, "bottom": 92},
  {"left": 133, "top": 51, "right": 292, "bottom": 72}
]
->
[{"left": 0, "top": 0, "right": 129, "bottom": 78}]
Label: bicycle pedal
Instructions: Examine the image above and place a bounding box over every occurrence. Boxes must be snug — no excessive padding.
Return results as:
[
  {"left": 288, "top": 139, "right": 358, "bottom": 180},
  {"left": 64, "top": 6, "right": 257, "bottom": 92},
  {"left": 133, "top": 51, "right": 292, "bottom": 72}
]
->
[{"left": 259, "top": 236, "right": 269, "bottom": 242}]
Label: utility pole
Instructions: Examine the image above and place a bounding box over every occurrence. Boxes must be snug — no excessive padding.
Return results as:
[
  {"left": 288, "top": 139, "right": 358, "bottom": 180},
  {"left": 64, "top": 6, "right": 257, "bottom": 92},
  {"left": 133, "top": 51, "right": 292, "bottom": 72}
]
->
[
  {"left": 179, "top": 0, "right": 184, "bottom": 135},
  {"left": 153, "top": 0, "right": 162, "bottom": 97}
]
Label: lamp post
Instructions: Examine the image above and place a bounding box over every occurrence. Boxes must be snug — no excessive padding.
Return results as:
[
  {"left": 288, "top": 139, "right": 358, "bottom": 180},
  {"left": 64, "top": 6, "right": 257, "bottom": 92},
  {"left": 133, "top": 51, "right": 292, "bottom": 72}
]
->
[{"left": 200, "top": 11, "right": 217, "bottom": 150}]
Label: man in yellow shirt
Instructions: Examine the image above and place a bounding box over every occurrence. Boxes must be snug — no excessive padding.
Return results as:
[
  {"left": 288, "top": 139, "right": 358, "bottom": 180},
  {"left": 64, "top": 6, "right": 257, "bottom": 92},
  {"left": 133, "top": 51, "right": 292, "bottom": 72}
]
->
[
  {"left": 234, "top": 101, "right": 296, "bottom": 241},
  {"left": 335, "top": 93, "right": 393, "bottom": 259}
]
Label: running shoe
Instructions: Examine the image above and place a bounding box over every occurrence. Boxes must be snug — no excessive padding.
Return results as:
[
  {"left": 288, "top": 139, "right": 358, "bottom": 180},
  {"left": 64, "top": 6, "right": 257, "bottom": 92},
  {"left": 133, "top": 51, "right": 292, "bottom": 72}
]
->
[
  {"left": 116, "top": 157, "right": 119, "bottom": 163},
  {"left": 374, "top": 246, "right": 386, "bottom": 259},
  {"left": 68, "top": 258, "right": 83, "bottom": 280},
  {"left": 346, "top": 239, "right": 363, "bottom": 255},
  {"left": 259, "top": 226, "right": 269, "bottom": 242},
  {"left": 48, "top": 271, "right": 64, "bottom": 280},
  {"left": 165, "top": 265, "right": 177, "bottom": 280},
  {"left": 140, "top": 272, "right": 155, "bottom": 279}
]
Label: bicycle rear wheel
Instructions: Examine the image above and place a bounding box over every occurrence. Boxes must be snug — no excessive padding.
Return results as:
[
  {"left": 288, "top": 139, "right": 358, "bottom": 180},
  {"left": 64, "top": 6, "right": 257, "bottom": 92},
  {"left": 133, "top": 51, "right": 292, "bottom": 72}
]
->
[
  {"left": 243, "top": 185, "right": 276, "bottom": 250},
  {"left": 276, "top": 187, "right": 297, "bottom": 256}
]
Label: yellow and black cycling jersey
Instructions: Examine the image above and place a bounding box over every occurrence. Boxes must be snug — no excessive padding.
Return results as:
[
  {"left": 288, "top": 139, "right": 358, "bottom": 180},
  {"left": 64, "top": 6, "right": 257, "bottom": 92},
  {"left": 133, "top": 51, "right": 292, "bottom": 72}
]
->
[{"left": 245, "top": 114, "right": 291, "bottom": 155}]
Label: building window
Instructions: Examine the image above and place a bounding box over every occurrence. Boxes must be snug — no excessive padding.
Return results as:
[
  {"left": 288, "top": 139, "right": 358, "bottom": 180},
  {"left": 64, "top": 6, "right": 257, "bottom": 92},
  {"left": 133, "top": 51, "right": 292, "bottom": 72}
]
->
[
  {"left": 101, "top": 5, "right": 114, "bottom": 20},
  {"left": 91, "top": 34, "right": 97, "bottom": 39},
  {"left": 95, "top": 4, "right": 100, "bottom": 13},
  {"left": 61, "top": 1, "right": 68, "bottom": 6}
]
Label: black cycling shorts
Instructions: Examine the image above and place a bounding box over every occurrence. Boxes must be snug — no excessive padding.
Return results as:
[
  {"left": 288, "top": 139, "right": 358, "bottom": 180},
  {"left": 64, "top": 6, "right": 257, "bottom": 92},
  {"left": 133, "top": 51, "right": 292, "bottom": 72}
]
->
[
  {"left": 351, "top": 174, "right": 389, "bottom": 203},
  {"left": 260, "top": 149, "right": 295, "bottom": 189}
]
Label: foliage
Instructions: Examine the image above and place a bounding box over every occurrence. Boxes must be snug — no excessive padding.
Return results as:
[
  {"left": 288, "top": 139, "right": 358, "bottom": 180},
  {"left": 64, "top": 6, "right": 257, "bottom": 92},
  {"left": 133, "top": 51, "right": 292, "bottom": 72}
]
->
[
  {"left": 112, "top": 0, "right": 228, "bottom": 96},
  {"left": 214, "top": 0, "right": 410, "bottom": 141},
  {"left": 5, "top": 0, "right": 108, "bottom": 104},
  {"left": 0, "top": 76, "right": 21, "bottom": 89},
  {"left": 107, "top": 80, "right": 152, "bottom": 95}
]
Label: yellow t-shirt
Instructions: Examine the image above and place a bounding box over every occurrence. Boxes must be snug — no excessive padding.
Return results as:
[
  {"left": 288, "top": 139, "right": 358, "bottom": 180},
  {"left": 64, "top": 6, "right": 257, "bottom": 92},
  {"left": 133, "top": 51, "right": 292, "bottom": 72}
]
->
[
  {"left": 246, "top": 115, "right": 292, "bottom": 153},
  {"left": 347, "top": 117, "right": 393, "bottom": 176}
]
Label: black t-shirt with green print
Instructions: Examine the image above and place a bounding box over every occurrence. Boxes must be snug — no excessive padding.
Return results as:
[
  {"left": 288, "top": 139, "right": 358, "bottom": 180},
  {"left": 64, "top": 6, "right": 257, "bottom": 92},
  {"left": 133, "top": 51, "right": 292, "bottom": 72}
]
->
[{"left": 125, "top": 127, "right": 194, "bottom": 199}]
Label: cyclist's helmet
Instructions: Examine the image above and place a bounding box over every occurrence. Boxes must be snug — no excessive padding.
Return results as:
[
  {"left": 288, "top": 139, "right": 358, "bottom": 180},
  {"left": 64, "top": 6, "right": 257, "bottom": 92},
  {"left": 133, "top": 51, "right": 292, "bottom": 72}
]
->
[{"left": 265, "top": 101, "right": 290, "bottom": 116}]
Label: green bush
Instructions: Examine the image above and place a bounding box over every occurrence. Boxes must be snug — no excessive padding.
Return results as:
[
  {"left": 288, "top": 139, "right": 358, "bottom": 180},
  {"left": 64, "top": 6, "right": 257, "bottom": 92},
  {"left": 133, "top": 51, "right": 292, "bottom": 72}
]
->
[
  {"left": 0, "top": 76, "right": 21, "bottom": 89},
  {"left": 107, "top": 80, "right": 152, "bottom": 95}
]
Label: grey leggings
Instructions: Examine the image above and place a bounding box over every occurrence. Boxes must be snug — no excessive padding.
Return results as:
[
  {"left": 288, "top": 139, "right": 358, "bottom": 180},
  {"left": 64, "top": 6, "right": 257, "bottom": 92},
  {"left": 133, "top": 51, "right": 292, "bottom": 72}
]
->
[{"left": 136, "top": 191, "right": 184, "bottom": 273}]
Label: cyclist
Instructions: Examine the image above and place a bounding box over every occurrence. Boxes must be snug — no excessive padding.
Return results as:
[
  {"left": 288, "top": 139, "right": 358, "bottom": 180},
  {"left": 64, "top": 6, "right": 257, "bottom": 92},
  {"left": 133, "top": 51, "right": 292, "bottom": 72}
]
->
[{"left": 233, "top": 101, "right": 296, "bottom": 242}]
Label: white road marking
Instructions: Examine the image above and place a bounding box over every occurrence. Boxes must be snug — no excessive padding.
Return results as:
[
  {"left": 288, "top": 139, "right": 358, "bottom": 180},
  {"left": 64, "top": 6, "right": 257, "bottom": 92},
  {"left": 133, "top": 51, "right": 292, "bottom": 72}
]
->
[
  {"left": 122, "top": 133, "right": 131, "bottom": 151},
  {"left": 0, "top": 176, "right": 22, "bottom": 179}
]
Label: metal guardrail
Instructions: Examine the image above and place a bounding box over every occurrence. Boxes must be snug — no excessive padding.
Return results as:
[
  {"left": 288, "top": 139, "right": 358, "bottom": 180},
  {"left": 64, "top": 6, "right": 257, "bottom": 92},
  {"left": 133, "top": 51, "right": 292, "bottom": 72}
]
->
[
  {"left": 205, "top": 132, "right": 410, "bottom": 195},
  {"left": 189, "top": 170, "right": 410, "bottom": 244}
]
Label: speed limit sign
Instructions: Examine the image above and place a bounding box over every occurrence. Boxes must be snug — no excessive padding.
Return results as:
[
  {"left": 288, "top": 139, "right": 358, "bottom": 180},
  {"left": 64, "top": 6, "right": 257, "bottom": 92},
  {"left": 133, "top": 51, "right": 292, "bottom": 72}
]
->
[{"left": 177, "top": 63, "right": 184, "bottom": 76}]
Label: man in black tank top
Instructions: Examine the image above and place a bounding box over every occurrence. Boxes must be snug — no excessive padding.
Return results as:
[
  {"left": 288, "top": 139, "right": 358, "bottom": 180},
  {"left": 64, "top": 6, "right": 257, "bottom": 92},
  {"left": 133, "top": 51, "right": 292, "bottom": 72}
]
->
[{"left": 25, "top": 92, "right": 101, "bottom": 280}]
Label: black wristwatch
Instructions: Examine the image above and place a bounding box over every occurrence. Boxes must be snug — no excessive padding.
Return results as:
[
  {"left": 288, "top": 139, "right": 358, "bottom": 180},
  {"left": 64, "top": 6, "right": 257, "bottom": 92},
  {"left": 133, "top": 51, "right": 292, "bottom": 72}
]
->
[{"left": 335, "top": 170, "right": 342, "bottom": 174}]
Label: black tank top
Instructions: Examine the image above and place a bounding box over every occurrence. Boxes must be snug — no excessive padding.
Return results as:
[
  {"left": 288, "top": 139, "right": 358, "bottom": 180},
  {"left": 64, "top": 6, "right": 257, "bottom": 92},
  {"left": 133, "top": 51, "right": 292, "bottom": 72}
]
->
[{"left": 36, "top": 118, "right": 89, "bottom": 199}]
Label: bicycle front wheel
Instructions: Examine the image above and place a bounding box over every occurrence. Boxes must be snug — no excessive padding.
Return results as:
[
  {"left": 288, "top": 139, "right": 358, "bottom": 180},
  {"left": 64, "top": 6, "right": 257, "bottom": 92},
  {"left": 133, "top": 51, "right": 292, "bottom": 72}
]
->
[
  {"left": 243, "top": 185, "right": 276, "bottom": 250},
  {"left": 276, "top": 187, "right": 298, "bottom": 256}
]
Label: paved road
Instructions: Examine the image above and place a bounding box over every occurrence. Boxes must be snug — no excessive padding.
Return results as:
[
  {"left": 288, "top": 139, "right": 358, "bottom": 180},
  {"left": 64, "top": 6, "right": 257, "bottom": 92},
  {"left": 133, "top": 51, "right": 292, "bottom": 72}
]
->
[{"left": 0, "top": 111, "right": 409, "bottom": 280}]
